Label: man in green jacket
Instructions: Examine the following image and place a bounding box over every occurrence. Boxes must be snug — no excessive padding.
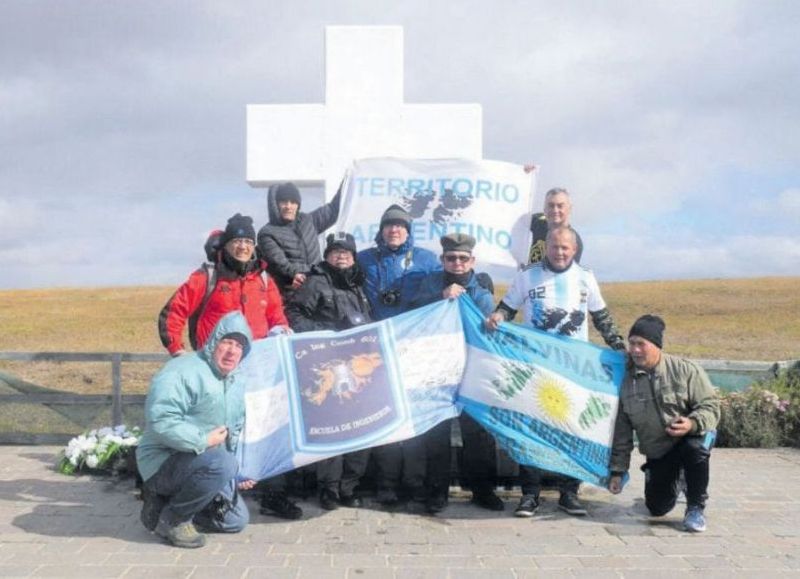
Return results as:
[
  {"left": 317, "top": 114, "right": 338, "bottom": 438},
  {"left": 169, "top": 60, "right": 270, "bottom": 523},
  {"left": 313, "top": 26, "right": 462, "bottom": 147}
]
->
[
  {"left": 608, "top": 315, "right": 720, "bottom": 533},
  {"left": 137, "top": 311, "right": 257, "bottom": 548}
]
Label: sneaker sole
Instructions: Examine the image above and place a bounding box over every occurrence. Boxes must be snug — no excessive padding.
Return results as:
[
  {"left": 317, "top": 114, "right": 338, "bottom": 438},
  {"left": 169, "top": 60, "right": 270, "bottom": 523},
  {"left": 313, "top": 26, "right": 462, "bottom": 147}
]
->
[
  {"left": 558, "top": 505, "right": 588, "bottom": 516},
  {"left": 514, "top": 510, "right": 537, "bottom": 518},
  {"left": 684, "top": 524, "right": 706, "bottom": 533}
]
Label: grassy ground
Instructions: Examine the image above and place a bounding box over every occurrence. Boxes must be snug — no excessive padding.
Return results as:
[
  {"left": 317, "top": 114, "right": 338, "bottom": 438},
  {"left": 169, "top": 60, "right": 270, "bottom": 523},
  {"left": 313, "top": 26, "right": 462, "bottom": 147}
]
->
[{"left": 0, "top": 277, "right": 797, "bottom": 436}]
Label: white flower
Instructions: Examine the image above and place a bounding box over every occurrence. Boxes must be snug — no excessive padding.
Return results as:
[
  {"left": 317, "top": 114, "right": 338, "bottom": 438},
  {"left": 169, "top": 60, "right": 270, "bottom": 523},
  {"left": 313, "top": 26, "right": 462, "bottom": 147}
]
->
[
  {"left": 85, "top": 454, "right": 99, "bottom": 468},
  {"left": 121, "top": 437, "right": 138, "bottom": 447}
]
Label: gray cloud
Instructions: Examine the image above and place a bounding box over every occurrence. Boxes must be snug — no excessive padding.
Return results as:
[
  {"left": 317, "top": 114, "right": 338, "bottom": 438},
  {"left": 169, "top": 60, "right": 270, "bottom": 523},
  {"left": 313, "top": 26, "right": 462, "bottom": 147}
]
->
[{"left": 0, "top": 1, "right": 798, "bottom": 289}]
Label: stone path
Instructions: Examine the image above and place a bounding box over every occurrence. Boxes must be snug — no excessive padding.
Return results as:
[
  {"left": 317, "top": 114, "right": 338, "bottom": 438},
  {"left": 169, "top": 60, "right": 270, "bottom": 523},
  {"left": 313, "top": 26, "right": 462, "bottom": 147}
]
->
[{"left": 1, "top": 446, "right": 799, "bottom": 578}]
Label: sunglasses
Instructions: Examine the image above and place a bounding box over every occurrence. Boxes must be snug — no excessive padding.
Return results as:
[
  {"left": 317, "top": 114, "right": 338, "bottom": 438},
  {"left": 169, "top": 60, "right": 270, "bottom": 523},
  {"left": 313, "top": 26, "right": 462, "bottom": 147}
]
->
[{"left": 444, "top": 254, "right": 472, "bottom": 263}]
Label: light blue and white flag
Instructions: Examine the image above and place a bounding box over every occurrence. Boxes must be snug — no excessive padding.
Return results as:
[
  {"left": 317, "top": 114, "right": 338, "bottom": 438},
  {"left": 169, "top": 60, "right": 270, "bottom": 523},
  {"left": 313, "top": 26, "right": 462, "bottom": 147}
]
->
[
  {"left": 336, "top": 157, "right": 536, "bottom": 284},
  {"left": 456, "top": 297, "right": 627, "bottom": 487},
  {"left": 237, "top": 299, "right": 465, "bottom": 481}
]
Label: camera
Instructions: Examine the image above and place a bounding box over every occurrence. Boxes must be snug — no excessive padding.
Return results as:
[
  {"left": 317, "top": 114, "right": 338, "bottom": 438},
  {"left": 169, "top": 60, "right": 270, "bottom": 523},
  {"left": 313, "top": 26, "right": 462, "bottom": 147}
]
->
[{"left": 380, "top": 289, "right": 401, "bottom": 306}]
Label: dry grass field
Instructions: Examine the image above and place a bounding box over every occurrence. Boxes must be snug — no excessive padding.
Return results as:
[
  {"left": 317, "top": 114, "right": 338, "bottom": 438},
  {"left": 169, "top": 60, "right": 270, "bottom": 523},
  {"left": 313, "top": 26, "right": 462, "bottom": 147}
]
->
[{"left": 0, "top": 277, "right": 798, "bottom": 397}]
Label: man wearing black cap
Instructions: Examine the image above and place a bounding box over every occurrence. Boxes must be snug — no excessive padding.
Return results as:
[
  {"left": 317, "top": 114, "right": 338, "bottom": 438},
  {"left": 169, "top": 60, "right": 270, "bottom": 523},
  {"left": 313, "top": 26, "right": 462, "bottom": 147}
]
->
[
  {"left": 138, "top": 312, "right": 256, "bottom": 548},
  {"left": 486, "top": 225, "right": 625, "bottom": 518},
  {"left": 159, "top": 213, "right": 290, "bottom": 356},
  {"left": 609, "top": 315, "right": 720, "bottom": 533},
  {"left": 357, "top": 204, "right": 441, "bottom": 505},
  {"left": 285, "top": 232, "right": 372, "bottom": 510},
  {"left": 257, "top": 182, "right": 342, "bottom": 299},
  {"left": 407, "top": 233, "right": 503, "bottom": 514}
]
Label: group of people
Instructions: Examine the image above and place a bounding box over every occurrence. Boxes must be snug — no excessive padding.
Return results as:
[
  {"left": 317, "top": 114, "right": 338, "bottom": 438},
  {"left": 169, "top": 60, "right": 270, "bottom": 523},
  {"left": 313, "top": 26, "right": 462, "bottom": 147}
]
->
[{"left": 138, "top": 179, "right": 720, "bottom": 549}]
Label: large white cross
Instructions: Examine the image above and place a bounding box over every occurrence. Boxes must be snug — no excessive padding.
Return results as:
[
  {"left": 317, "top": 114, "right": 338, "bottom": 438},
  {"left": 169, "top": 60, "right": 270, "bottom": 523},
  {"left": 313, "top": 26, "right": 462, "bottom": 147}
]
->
[{"left": 247, "top": 25, "right": 483, "bottom": 199}]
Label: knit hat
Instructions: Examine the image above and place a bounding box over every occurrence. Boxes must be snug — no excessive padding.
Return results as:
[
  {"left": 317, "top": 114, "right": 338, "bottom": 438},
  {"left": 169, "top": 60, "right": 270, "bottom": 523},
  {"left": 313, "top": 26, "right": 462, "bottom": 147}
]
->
[
  {"left": 628, "top": 314, "right": 666, "bottom": 349},
  {"left": 379, "top": 204, "right": 412, "bottom": 231},
  {"left": 221, "top": 331, "right": 249, "bottom": 349},
  {"left": 275, "top": 182, "right": 302, "bottom": 206},
  {"left": 221, "top": 213, "right": 256, "bottom": 245},
  {"left": 440, "top": 233, "right": 476, "bottom": 254},
  {"left": 324, "top": 232, "right": 357, "bottom": 257}
]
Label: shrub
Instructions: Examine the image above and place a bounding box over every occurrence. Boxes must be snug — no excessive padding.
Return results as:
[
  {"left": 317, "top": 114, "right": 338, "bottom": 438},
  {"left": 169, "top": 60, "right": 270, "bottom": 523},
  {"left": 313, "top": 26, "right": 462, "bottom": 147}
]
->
[
  {"left": 716, "top": 387, "right": 790, "bottom": 448},
  {"left": 759, "top": 361, "right": 800, "bottom": 447}
]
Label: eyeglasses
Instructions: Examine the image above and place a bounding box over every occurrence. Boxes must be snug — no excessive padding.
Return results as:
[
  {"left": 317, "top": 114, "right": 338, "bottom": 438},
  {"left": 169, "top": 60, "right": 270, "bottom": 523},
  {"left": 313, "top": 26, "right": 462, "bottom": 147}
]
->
[
  {"left": 230, "top": 238, "right": 255, "bottom": 247},
  {"left": 444, "top": 254, "right": 471, "bottom": 263}
]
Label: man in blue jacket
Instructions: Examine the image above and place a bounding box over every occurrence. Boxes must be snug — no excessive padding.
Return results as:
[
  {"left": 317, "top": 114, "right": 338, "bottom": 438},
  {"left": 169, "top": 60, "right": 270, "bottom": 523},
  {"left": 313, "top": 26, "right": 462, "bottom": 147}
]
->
[
  {"left": 356, "top": 204, "right": 441, "bottom": 505},
  {"left": 407, "top": 233, "right": 504, "bottom": 514},
  {"left": 137, "top": 312, "right": 256, "bottom": 548}
]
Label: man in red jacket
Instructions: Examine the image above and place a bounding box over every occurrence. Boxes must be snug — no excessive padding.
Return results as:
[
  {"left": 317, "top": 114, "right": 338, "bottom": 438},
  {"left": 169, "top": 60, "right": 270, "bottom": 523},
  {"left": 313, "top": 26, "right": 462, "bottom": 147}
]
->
[{"left": 159, "top": 213, "right": 290, "bottom": 357}]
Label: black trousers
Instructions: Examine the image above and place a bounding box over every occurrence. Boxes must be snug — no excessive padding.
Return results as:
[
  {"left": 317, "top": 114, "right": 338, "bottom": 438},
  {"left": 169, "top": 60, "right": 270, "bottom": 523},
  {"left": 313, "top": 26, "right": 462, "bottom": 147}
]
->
[
  {"left": 316, "top": 449, "right": 370, "bottom": 496},
  {"left": 459, "top": 413, "right": 497, "bottom": 497},
  {"left": 643, "top": 435, "right": 711, "bottom": 515},
  {"left": 402, "top": 419, "right": 452, "bottom": 497},
  {"left": 519, "top": 466, "right": 580, "bottom": 497},
  {"left": 372, "top": 441, "right": 403, "bottom": 492}
]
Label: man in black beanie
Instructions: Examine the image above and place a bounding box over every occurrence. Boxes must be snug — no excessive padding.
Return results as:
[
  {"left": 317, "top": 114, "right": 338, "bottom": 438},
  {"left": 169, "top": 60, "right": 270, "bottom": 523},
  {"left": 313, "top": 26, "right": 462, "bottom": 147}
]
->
[
  {"left": 609, "top": 315, "right": 720, "bottom": 533},
  {"left": 257, "top": 182, "right": 342, "bottom": 300}
]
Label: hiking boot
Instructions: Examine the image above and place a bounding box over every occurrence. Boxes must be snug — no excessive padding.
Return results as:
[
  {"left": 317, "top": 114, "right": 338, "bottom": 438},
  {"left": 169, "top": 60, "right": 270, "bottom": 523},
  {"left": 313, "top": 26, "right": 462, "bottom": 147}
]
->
[
  {"left": 340, "top": 494, "right": 363, "bottom": 508},
  {"left": 260, "top": 491, "right": 303, "bottom": 520},
  {"left": 319, "top": 489, "right": 339, "bottom": 511},
  {"left": 426, "top": 494, "right": 448, "bottom": 514},
  {"left": 140, "top": 486, "right": 167, "bottom": 532},
  {"left": 154, "top": 519, "right": 206, "bottom": 549},
  {"left": 409, "top": 487, "right": 428, "bottom": 503},
  {"left": 376, "top": 489, "right": 399, "bottom": 506},
  {"left": 514, "top": 494, "right": 540, "bottom": 517},
  {"left": 472, "top": 491, "right": 505, "bottom": 512},
  {"left": 683, "top": 505, "right": 707, "bottom": 533},
  {"left": 558, "top": 492, "right": 588, "bottom": 516}
]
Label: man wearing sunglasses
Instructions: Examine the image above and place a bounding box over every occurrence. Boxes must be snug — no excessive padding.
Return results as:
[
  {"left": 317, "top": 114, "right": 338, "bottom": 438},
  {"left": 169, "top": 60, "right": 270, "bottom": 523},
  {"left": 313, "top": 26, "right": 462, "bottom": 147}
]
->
[{"left": 406, "top": 233, "right": 502, "bottom": 514}]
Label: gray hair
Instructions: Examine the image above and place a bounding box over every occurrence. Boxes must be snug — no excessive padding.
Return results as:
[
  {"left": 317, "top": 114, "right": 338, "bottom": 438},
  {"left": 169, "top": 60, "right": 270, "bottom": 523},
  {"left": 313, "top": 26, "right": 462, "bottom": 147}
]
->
[{"left": 544, "top": 187, "right": 571, "bottom": 200}]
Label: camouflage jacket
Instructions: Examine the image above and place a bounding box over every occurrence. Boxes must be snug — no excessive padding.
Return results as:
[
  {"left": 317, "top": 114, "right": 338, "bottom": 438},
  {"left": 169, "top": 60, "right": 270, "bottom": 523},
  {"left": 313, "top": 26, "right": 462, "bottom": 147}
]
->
[{"left": 610, "top": 352, "right": 720, "bottom": 473}]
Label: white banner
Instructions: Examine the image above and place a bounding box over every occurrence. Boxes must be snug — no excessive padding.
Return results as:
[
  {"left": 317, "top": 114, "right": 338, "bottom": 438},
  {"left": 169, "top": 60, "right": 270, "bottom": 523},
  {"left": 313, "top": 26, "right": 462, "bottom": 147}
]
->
[{"left": 336, "top": 158, "right": 536, "bottom": 284}]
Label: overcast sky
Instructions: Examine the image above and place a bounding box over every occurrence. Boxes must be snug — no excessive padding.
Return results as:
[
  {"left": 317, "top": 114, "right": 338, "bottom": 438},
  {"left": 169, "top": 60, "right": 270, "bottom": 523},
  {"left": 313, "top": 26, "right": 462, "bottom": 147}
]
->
[{"left": 1, "top": 1, "right": 798, "bottom": 289}]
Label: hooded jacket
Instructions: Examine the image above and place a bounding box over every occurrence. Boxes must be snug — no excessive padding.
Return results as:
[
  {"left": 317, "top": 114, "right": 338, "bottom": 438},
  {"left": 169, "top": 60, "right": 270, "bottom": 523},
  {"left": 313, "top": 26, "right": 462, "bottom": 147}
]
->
[
  {"left": 137, "top": 312, "right": 253, "bottom": 482},
  {"left": 256, "top": 184, "right": 341, "bottom": 294},
  {"left": 158, "top": 256, "right": 288, "bottom": 356},
  {"left": 285, "top": 261, "right": 372, "bottom": 332},
  {"left": 356, "top": 227, "right": 441, "bottom": 321},
  {"left": 410, "top": 270, "right": 495, "bottom": 316}
]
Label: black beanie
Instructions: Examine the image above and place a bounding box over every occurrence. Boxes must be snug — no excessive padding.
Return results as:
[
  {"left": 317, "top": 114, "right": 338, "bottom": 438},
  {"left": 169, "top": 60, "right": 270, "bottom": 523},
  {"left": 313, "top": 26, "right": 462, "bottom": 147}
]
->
[
  {"left": 379, "top": 204, "right": 412, "bottom": 231},
  {"left": 324, "top": 232, "right": 357, "bottom": 257},
  {"left": 275, "top": 182, "right": 302, "bottom": 207},
  {"left": 221, "top": 332, "right": 248, "bottom": 349},
  {"left": 629, "top": 315, "right": 666, "bottom": 349},
  {"left": 221, "top": 213, "right": 256, "bottom": 245}
]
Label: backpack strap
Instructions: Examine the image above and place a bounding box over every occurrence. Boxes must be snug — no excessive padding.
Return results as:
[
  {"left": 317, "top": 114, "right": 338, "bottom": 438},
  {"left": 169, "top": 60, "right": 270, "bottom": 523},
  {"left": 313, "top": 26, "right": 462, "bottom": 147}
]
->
[{"left": 188, "top": 262, "right": 217, "bottom": 350}]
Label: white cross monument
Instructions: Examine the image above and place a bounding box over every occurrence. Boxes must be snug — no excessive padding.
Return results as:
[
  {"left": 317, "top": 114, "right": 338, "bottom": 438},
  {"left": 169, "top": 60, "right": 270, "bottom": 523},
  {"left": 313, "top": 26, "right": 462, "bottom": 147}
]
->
[{"left": 247, "top": 25, "right": 483, "bottom": 200}]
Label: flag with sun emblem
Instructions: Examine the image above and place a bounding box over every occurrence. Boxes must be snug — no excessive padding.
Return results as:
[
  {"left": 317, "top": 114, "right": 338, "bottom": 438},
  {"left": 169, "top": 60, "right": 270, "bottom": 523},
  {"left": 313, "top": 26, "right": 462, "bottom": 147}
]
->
[
  {"left": 457, "top": 297, "right": 627, "bottom": 487},
  {"left": 235, "top": 298, "right": 466, "bottom": 481}
]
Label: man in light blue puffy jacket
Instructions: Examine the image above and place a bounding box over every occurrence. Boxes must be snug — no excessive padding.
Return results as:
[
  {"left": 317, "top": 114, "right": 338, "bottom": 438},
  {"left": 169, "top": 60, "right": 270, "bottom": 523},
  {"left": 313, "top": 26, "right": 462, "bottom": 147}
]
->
[{"left": 137, "top": 311, "right": 256, "bottom": 548}]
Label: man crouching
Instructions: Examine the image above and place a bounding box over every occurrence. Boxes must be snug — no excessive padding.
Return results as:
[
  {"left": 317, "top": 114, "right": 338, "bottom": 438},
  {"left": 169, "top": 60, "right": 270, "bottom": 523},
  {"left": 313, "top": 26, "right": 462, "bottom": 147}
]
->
[
  {"left": 608, "top": 315, "right": 720, "bottom": 532},
  {"left": 136, "top": 311, "right": 257, "bottom": 548}
]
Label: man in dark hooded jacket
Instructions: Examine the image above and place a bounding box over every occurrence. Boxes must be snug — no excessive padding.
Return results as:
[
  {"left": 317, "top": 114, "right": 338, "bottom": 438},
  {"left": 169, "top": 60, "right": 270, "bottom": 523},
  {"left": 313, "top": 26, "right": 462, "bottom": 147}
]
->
[
  {"left": 257, "top": 182, "right": 341, "bottom": 299},
  {"left": 285, "top": 232, "right": 372, "bottom": 510}
]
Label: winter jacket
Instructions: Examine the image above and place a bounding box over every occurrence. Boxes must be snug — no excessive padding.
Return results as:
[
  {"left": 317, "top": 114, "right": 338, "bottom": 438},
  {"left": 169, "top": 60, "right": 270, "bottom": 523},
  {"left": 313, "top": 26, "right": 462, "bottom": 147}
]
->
[
  {"left": 158, "top": 258, "right": 288, "bottom": 356},
  {"left": 257, "top": 185, "right": 341, "bottom": 294},
  {"left": 410, "top": 271, "right": 495, "bottom": 316},
  {"left": 356, "top": 230, "right": 441, "bottom": 321},
  {"left": 137, "top": 312, "right": 253, "bottom": 482},
  {"left": 610, "top": 352, "right": 720, "bottom": 473},
  {"left": 285, "top": 262, "right": 372, "bottom": 333}
]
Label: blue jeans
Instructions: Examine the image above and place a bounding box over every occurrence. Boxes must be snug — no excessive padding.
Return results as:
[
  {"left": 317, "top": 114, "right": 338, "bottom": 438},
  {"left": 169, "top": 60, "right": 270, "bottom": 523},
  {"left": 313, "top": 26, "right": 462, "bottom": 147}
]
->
[{"left": 147, "top": 445, "right": 249, "bottom": 532}]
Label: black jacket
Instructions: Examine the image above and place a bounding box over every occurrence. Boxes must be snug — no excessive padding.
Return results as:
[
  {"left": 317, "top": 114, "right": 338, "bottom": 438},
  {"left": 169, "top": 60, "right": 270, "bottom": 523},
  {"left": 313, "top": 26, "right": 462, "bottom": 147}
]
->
[
  {"left": 285, "top": 262, "right": 372, "bottom": 333},
  {"left": 257, "top": 185, "right": 341, "bottom": 294}
]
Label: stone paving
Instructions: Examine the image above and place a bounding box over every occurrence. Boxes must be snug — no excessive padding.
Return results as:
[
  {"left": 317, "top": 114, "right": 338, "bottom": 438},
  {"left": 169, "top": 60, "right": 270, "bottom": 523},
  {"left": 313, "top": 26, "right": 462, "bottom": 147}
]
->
[{"left": 1, "top": 446, "right": 799, "bottom": 578}]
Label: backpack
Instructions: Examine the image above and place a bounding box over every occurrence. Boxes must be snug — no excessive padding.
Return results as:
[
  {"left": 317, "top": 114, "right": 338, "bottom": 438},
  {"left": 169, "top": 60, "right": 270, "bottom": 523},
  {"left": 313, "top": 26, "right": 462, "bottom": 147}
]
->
[{"left": 185, "top": 230, "right": 270, "bottom": 350}]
